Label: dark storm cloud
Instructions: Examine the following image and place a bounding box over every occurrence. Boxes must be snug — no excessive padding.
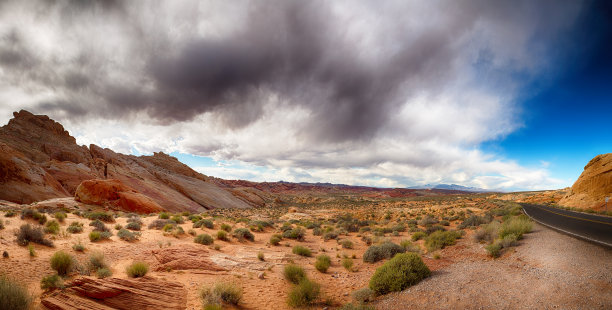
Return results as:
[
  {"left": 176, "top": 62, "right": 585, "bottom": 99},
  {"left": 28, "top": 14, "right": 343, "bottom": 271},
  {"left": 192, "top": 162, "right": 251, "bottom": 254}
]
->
[{"left": 0, "top": 0, "right": 584, "bottom": 142}]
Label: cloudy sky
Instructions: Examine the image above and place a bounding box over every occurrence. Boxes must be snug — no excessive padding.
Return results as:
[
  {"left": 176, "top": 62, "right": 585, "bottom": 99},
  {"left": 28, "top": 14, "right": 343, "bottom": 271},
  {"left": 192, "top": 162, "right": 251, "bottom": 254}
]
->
[{"left": 1, "top": 0, "right": 611, "bottom": 191}]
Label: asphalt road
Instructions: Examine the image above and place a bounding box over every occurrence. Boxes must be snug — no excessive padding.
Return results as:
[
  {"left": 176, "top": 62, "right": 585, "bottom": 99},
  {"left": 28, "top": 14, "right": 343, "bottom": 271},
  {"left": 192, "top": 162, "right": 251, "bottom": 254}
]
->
[{"left": 522, "top": 203, "right": 612, "bottom": 247}]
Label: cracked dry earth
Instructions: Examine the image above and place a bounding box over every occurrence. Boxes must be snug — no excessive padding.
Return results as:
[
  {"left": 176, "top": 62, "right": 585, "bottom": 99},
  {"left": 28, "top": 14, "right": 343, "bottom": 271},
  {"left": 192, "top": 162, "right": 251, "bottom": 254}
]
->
[{"left": 376, "top": 223, "right": 612, "bottom": 310}]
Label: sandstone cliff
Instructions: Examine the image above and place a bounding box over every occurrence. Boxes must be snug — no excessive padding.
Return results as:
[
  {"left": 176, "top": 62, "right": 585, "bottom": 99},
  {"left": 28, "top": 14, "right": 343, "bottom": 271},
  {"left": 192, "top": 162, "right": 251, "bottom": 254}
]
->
[
  {"left": 0, "top": 110, "right": 268, "bottom": 211},
  {"left": 559, "top": 153, "right": 612, "bottom": 210}
]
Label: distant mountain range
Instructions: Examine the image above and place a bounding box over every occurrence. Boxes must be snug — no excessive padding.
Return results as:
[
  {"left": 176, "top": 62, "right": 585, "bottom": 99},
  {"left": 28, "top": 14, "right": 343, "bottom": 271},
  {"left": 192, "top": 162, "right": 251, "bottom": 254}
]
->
[{"left": 407, "top": 183, "right": 492, "bottom": 192}]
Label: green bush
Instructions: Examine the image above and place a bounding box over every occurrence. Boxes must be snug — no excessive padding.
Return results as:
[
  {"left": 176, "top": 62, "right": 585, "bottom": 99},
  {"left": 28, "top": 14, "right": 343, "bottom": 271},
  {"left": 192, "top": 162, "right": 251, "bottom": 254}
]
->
[
  {"left": 87, "top": 212, "right": 114, "bottom": 222},
  {"left": 323, "top": 231, "right": 339, "bottom": 241},
  {"left": 200, "top": 282, "right": 243, "bottom": 307},
  {"left": 89, "top": 219, "right": 110, "bottom": 232},
  {"left": 411, "top": 231, "right": 426, "bottom": 241},
  {"left": 16, "top": 224, "right": 53, "bottom": 247},
  {"left": 283, "top": 228, "right": 305, "bottom": 240},
  {"left": 292, "top": 245, "right": 312, "bottom": 257},
  {"left": 216, "top": 230, "right": 228, "bottom": 241},
  {"left": 458, "top": 214, "right": 492, "bottom": 229},
  {"left": 50, "top": 251, "right": 73, "bottom": 276},
  {"left": 0, "top": 274, "right": 33, "bottom": 310},
  {"left": 72, "top": 242, "right": 85, "bottom": 252},
  {"left": 117, "top": 229, "right": 139, "bottom": 242},
  {"left": 148, "top": 219, "right": 175, "bottom": 230},
  {"left": 220, "top": 223, "right": 232, "bottom": 232},
  {"left": 67, "top": 221, "right": 84, "bottom": 233},
  {"left": 498, "top": 216, "right": 532, "bottom": 240},
  {"left": 283, "top": 264, "right": 306, "bottom": 284},
  {"left": 424, "top": 230, "right": 462, "bottom": 252},
  {"left": 126, "top": 222, "right": 141, "bottom": 231},
  {"left": 363, "top": 242, "right": 405, "bottom": 263},
  {"left": 88, "top": 251, "right": 108, "bottom": 270},
  {"left": 486, "top": 241, "right": 503, "bottom": 258},
  {"left": 270, "top": 235, "right": 281, "bottom": 246},
  {"left": 126, "top": 261, "right": 148, "bottom": 278},
  {"left": 342, "top": 258, "right": 354, "bottom": 271},
  {"left": 96, "top": 268, "right": 112, "bottom": 279},
  {"left": 351, "top": 287, "right": 374, "bottom": 303},
  {"left": 232, "top": 228, "right": 254, "bottom": 242},
  {"left": 195, "top": 234, "right": 214, "bottom": 245},
  {"left": 194, "top": 219, "right": 214, "bottom": 229},
  {"left": 89, "top": 231, "right": 112, "bottom": 242},
  {"left": 54, "top": 212, "right": 67, "bottom": 223},
  {"left": 314, "top": 255, "right": 331, "bottom": 273},
  {"left": 21, "top": 209, "right": 47, "bottom": 225},
  {"left": 159, "top": 212, "right": 170, "bottom": 219},
  {"left": 340, "top": 239, "right": 354, "bottom": 249},
  {"left": 473, "top": 221, "right": 500, "bottom": 243},
  {"left": 40, "top": 273, "right": 63, "bottom": 290},
  {"left": 287, "top": 279, "right": 320, "bottom": 308},
  {"left": 171, "top": 215, "right": 184, "bottom": 224},
  {"left": 369, "top": 253, "right": 431, "bottom": 295},
  {"left": 257, "top": 252, "right": 265, "bottom": 261}
]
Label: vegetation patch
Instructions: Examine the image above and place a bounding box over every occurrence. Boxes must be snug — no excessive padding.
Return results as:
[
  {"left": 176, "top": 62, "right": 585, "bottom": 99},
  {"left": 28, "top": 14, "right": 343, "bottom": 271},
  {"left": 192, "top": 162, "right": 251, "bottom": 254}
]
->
[{"left": 369, "top": 253, "right": 431, "bottom": 295}]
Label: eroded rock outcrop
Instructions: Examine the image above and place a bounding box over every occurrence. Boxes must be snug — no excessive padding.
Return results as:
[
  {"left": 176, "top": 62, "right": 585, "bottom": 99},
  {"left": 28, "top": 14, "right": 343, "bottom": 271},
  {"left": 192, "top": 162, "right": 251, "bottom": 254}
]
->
[
  {"left": 40, "top": 276, "right": 187, "bottom": 310},
  {"left": 75, "top": 179, "right": 164, "bottom": 213},
  {"left": 559, "top": 153, "right": 612, "bottom": 210},
  {"left": 151, "top": 246, "right": 226, "bottom": 272}
]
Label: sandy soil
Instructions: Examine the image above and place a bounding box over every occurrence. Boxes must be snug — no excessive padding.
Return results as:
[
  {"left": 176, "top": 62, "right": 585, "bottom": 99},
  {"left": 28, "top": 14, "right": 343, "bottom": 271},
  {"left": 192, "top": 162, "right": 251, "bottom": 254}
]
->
[{"left": 376, "top": 223, "right": 612, "bottom": 309}]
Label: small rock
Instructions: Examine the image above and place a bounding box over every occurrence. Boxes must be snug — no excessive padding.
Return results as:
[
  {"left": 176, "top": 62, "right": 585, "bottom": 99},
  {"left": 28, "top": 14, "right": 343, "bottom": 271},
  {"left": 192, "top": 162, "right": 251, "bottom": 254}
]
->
[{"left": 258, "top": 272, "right": 265, "bottom": 279}]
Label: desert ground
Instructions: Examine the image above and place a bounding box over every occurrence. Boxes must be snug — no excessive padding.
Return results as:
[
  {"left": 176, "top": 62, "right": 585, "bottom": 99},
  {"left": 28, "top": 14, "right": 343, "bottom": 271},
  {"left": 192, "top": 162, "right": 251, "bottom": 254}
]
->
[{"left": 1, "top": 193, "right": 610, "bottom": 310}]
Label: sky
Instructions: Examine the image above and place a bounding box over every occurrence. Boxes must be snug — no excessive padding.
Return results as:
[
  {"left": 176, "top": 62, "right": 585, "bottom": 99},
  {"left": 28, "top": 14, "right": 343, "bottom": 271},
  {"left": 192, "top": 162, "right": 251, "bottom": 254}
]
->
[{"left": 0, "top": 0, "right": 610, "bottom": 191}]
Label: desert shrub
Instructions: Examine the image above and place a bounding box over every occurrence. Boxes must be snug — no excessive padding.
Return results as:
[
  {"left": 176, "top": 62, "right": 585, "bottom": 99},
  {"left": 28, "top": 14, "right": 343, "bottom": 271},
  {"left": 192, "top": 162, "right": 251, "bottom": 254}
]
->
[
  {"left": 195, "top": 234, "right": 214, "bottom": 245},
  {"left": 287, "top": 279, "right": 320, "bottom": 308},
  {"left": 257, "top": 252, "right": 265, "bottom": 261},
  {"left": 50, "top": 251, "right": 73, "bottom": 276},
  {"left": 201, "top": 282, "right": 243, "bottom": 307},
  {"left": 21, "top": 209, "right": 47, "bottom": 225},
  {"left": 117, "top": 229, "right": 139, "bottom": 242},
  {"left": 485, "top": 241, "right": 503, "bottom": 258},
  {"left": 171, "top": 215, "right": 184, "bottom": 224},
  {"left": 500, "top": 233, "right": 519, "bottom": 248},
  {"left": 16, "top": 224, "right": 53, "bottom": 247},
  {"left": 340, "top": 239, "right": 354, "bottom": 249},
  {"left": 220, "top": 223, "right": 232, "bottom": 232},
  {"left": 88, "top": 251, "right": 108, "bottom": 270},
  {"left": 352, "top": 287, "right": 374, "bottom": 304},
  {"left": 283, "top": 228, "right": 305, "bottom": 240},
  {"left": 89, "top": 219, "right": 110, "bottom": 232},
  {"left": 284, "top": 264, "right": 306, "bottom": 284},
  {"left": 126, "top": 261, "right": 148, "bottom": 278},
  {"left": 194, "top": 219, "right": 214, "bottom": 229},
  {"left": 473, "top": 221, "right": 500, "bottom": 243},
  {"left": 361, "top": 236, "right": 372, "bottom": 246},
  {"left": 87, "top": 212, "right": 114, "bottom": 223},
  {"left": 425, "top": 225, "right": 446, "bottom": 235},
  {"left": 72, "top": 242, "right": 85, "bottom": 252},
  {"left": 498, "top": 216, "right": 532, "bottom": 240},
  {"left": 67, "top": 221, "right": 84, "bottom": 233},
  {"left": 127, "top": 215, "right": 143, "bottom": 225},
  {"left": 188, "top": 214, "right": 202, "bottom": 223},
  {"left": 27, "top": 244, "right": 35, "bottom": 257},
  {"left": 159, "top": 212, "right": 170, "bottom": 219},
  {"left": 292, "top": 245, "right": 312, "bottom": 257},
  {"left": 340, "top": 303, "right": 375, "bottom": 310},
  {"left": 270, "top": 235, "right": 281, "bottom": 246},
  {"left": 54, "top": 212, "right": 67, "bottom": 223},
  {"left": 342, "top": 258, "right": 354, "bottom": 271},
  {"left": 40, "top": 273, "right": 63, "bottom": 290},
  {"left": 323, "top": 231, "right": 338, "bottom": 241},
  {"left": 216, "top": 230, "right": 228, "bottom": 241},
  {"left": 148, "top": 219, "right": 175, "bottom": 230},
  {"left": 369, "top": 253, "right": 431, "bottom": 295},
  {"left": 4, "top": 210, "right": 16, "bottom": 217},
  {"left": 0, "top": 274, "right": 32, "bottom": 310},
  {"left": 126, "top": 221, "right": 141, "bottom": 231},
  {"left": 424, "top": 230, "right": 462, "bottom": 252},
  {"left": 458, "top": 214, "right": 492, "bottom": 229},
  {"left": 418, "top": 215, "right": 438, "bottom": 226},
  {"left": 96, "top": 268, "right": 112, "bottom": 279},
  {"left": 400, "top": 240, "right": 421, "bottom": 253},
  {"left": 44, "top": 220, "right": 60, "bottom": 235},
  {"left": 314, "top": 255, "right": 331, "bottom": 273},
  {"left": 312, "top": 227, "right": 322, "bottom": 236},
  {"left": 363, "top": 242, "right": 405, "bottom": 263},
  {"left": 411, "top": 231, "right": 426, "bottom": 241},
  {"left": 0, "top": 219, "right": 3, "bottom": 230},
  {"left": 114, "top": 224, "right": 123, "bottom": 230},
  {"left": 89, "top": 231, "right": 112, "bottom": 242},
  {"left": 440, "top": 220, "right": 450, "bottom": 226},
  {"left": 232, "top": 228, "right": 254, "bottom": 242},
  {"left": 162, "top": 223, "right": 175, "bottom": 232}
]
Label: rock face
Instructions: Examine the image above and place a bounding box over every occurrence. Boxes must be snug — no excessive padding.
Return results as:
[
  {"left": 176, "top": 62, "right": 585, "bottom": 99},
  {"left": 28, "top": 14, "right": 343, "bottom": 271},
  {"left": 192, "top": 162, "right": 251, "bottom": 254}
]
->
[
  {"left": 559, "top": 153, "right": 612, "bottom": 210},
  {"left": 0, "top": 110, "right": 268, "bottom": 211},
  {"left": 151, "top": 246, "right": 226, "bottom": 272},
  {"left": 75, "top": 179, "right": 164, "bottom": 213},
  {"left": 40, "top": 276, "right": 187, "bottom": 310}
]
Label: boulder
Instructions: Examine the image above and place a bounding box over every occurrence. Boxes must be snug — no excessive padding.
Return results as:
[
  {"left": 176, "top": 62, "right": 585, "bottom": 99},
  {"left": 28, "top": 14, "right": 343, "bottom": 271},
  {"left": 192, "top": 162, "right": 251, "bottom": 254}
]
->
[
  {"left": 151, "top": 246, "right": 226, "bottom": 272},
  {"left": 41, "top": 276, "right": 187, "bottom": 310}
]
